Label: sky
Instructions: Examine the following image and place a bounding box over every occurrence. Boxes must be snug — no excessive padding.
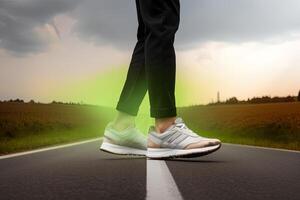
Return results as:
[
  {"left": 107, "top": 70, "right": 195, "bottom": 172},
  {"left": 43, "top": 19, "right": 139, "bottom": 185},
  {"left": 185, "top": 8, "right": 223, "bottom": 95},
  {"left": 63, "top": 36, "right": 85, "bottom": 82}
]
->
[{"left": 0, "top": 0, "right": 300, "bottom": 108}]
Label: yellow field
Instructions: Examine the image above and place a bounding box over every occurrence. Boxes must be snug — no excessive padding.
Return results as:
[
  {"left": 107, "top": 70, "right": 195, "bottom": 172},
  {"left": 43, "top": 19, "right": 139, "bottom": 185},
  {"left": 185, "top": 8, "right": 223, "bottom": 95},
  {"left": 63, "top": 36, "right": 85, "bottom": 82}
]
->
[
  {"left": 0, "top": 102, "right": 115, "bottom": 154},
  {"left": 179, "top": 102, "right": 300, "bottom": 150},
  {"left": 0, "top": 102, "right": 299, "bottom": 154},
  {"left": 0, "top": 103, "right": 115, "bottom": 136}
]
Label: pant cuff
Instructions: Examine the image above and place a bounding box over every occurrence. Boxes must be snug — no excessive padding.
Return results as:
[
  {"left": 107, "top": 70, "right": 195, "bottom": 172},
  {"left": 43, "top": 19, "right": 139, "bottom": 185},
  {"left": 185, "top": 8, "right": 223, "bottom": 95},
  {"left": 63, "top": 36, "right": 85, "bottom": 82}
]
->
[
  {"left": 150, "top": 107, "right": 177, "bottom": 118},
  {"left": 116, "top": 102, "right": 138, "bottom": 116}
]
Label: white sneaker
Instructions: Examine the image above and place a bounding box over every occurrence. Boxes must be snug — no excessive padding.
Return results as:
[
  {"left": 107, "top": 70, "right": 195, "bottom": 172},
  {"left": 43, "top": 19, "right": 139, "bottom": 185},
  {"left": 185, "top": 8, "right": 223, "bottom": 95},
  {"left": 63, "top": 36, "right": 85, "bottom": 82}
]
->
[
  {"left": 147, "top": 117, "right": 221, "bottom": 159},
  {"left": 100, "top": 122, "right": 147, "bottom": 156}
]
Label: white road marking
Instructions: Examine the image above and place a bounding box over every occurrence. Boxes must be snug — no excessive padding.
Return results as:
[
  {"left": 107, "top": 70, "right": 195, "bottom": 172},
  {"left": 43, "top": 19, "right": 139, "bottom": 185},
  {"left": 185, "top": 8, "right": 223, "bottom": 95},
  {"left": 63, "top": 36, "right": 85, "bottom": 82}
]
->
[
  {"left": 0, "top": 137, "right": 102, "bottom": 160},
  {"left": 224, "top": 143, "right": 300, "bottom": 153},
  {"left": 146, "top": 159, "right": 183, "bottom": 200}
]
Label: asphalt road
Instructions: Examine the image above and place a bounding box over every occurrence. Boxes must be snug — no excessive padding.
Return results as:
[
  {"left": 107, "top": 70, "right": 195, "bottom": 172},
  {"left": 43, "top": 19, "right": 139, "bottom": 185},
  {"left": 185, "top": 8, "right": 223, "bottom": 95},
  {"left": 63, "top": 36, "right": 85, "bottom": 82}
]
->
[{"left": 0, "top": 140, "right": 299, "bottom": 200}]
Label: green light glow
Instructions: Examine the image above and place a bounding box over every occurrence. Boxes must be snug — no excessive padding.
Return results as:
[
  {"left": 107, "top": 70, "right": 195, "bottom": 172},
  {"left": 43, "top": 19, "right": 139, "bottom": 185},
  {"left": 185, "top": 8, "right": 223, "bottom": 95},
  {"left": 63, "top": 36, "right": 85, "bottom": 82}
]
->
[
  {"left": 53, "top": 65, "right": 193, "bottom": 132},
  {"left": 55, "top": 66, "right": 191, "bottom": 107}
]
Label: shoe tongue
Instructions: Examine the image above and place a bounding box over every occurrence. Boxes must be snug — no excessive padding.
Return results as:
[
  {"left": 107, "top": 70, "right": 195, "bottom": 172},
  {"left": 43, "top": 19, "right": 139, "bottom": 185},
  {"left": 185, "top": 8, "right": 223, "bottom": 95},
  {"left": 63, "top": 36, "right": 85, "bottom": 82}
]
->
[
  {"left": 164, "top": 117, "right": 184, "bottom": 132},
  {"left": 175, "top": 117, "right": 184, "bottom": 124}
]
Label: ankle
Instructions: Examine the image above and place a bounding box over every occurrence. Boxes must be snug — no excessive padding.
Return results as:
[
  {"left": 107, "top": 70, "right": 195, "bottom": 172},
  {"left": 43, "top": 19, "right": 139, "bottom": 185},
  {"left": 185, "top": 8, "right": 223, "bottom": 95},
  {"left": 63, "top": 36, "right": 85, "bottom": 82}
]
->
[
  {"left": 111, "top": 122, "right": 134, "bottom": 131},
  {"left": 112, "top": 111, "right": 136, "bottom": 131},
  {"left": 155, "top": 116, "right": 176, "bottom": 133}
]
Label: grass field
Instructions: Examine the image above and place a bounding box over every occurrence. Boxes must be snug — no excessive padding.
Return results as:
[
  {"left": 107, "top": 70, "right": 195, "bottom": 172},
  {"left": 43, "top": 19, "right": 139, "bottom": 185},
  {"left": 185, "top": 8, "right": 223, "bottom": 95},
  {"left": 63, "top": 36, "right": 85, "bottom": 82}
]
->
[
  {"left": 178, "top": 102, "right": 300, "bottom": 151},
  {"left": 0, "top": 102, "right": 299, "bottom": 155},
  {"left": 0, "top": 102, "right": 115, "bottom": 155}
]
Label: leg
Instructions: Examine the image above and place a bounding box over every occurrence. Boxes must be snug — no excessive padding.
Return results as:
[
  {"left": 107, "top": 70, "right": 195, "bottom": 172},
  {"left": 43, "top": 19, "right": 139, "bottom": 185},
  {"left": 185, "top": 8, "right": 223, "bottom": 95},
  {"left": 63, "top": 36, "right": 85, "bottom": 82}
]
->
[
  {"left": 100, "top": 5, "right": 148, "bottom": 154},
  {"left": 139, "top": 0, "right": 180, "bottom": 119},
  {"left": 116, "top": 0, "right": 148, "bottom": 117}
]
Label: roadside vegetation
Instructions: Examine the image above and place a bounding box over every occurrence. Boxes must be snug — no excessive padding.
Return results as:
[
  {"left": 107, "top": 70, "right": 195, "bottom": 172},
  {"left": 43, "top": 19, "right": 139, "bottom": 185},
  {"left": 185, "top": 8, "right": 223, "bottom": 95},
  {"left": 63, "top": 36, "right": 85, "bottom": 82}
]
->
[
  {"left": 179, "top": 102, "right": 300, "bottom": 151},
  {"left": 1, "top": 99, "right": 299, "bottom": 155},
  {"left": 0, "top": 102, "right": 114, "bottom": 155}
]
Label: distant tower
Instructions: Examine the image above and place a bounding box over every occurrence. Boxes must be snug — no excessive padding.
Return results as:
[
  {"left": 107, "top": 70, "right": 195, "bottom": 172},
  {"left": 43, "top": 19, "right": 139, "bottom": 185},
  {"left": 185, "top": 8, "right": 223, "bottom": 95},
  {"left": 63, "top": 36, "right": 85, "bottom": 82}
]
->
[{"left": 217, "top": 91, "right": 220, "bottom": 103}]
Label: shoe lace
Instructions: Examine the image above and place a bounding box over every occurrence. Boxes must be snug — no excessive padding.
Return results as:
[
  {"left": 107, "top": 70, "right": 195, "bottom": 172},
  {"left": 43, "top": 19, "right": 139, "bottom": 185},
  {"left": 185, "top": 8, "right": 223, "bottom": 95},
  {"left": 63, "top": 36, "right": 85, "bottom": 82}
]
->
[{"left": 175, "top": 122, "right": 198, "bottom": 137}]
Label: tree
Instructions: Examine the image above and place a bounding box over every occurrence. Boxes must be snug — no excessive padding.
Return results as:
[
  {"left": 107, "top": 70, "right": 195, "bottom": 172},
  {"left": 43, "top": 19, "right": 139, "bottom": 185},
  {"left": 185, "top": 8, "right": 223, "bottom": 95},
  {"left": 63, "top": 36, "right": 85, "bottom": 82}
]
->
[
  {"left": 298, "top": 90, "right": 300, "bottom": 101},
  {"left": 29, "top": 99, "right": 35, "bottom": 104},
  {"left": 226, "top": 97, "right": 239, "bottom": 104}
]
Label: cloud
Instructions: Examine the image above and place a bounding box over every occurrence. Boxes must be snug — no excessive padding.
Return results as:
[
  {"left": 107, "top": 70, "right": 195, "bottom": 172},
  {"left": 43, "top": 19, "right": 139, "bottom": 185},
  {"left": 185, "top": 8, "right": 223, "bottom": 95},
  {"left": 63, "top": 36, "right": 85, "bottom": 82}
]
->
[
  {"left": 1, "top": 0, "right": 300, "bottom": 55},
  {"left": 0, "top": 0, "right": 79, "bottom": 55},
  {"left": 71, "top": 0, "right": 137, "bottom": 49},
  {"left": 177, "top": 0, "right": 300, "bottom": 48},
  {"left": 71, "top": 0, "right": 300, "bottom": 50}
]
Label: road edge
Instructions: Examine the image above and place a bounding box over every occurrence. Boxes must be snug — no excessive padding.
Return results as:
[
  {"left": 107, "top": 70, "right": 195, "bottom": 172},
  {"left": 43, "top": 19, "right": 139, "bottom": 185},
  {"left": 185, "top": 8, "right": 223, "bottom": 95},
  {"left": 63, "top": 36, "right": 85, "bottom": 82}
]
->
[
  {"left": 0, "top": 137, "right": 102, "bottom": 160},
  {"left": 224, "top": 143, "right": 300, "bottom": 153}
]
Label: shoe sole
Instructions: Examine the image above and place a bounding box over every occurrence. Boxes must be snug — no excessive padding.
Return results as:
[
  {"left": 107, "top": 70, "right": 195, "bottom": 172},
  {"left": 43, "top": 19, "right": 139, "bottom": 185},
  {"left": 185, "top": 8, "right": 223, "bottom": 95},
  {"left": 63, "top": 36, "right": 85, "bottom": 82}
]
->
[
  {"left": 147, "top": 144, "right": 221, "bottom": 159},
  {"left": 100, "top": 142, "right": 147, "bottom": 156}
]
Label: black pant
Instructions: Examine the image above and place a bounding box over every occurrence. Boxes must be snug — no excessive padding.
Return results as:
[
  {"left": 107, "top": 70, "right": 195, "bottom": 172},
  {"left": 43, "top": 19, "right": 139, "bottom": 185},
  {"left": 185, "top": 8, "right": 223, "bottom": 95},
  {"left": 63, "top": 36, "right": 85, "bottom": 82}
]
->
[{"left": 116, "top": 0, "right": 180, "bottom": 118}]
